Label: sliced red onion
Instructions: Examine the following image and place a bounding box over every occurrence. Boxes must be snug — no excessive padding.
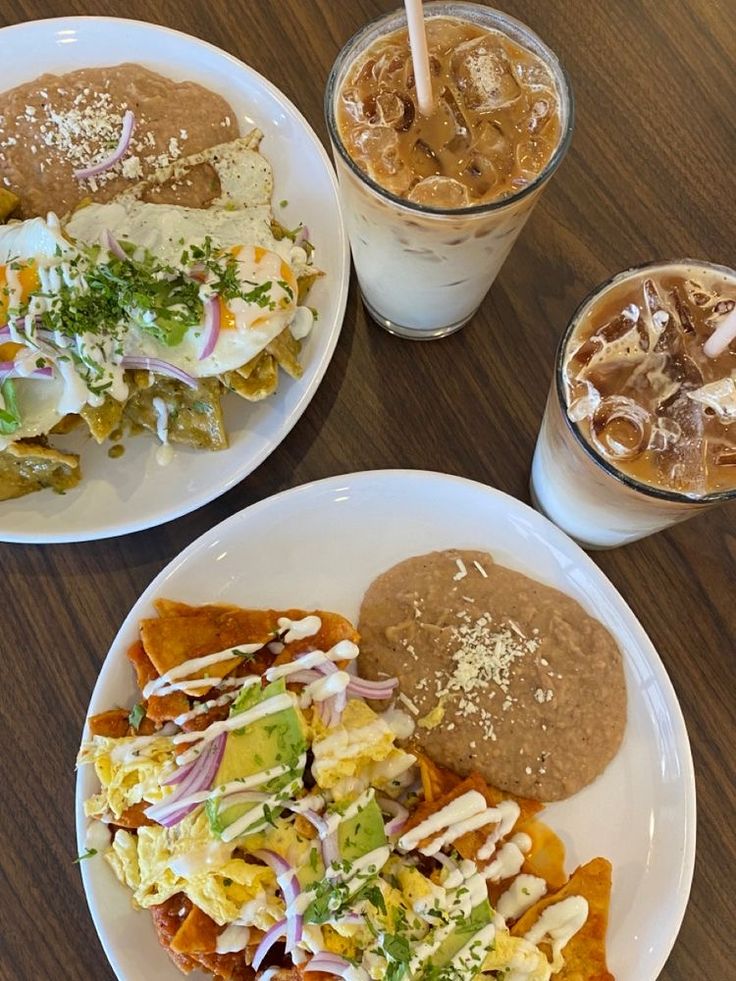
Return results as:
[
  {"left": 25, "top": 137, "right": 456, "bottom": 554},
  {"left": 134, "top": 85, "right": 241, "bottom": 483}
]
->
[
  {"left": 345, "top": 676, "right": 398, "bottom": 699},
  {"left": 284, "top": 669, "right": 324, "bottom": 686},
  {"left": 250, "top": 850, "right": 303, "bottom": 953},
  {"left": 303, "top": 953, "right": 352, "bottom": 976},
  {"left": 101, "top": 228, "right": 128, "bottom": 261},
  {"left": 0, "top": 361, "right": 53, "bottom": 379},
  {"left": 294, "top": 225, "right": 310, "bottom": 247},
  {"left": 296, "top": 808, "right": 329, "bottom": 837},
  {"left": 286, "top": 910, "right": 303, "bottom": 954},
  {"left": 199, "top": 296, "right": 221, "bottom": 360},
  {"left": 378, "top": 795, "right": 409, "bottom": 835},
  {"left": 250, "top": 848, "right": 291, "bottom": 877},
  {"left": 252, "top": 918, "right": 287, "bottom": 970},
  {"left": 74, "top": 109, "right": 136, "bottom": 179},
  {"left": 120, "top": 356, "right": 198, "bottom": 389},
  {"left": 321, "top": 829, "right": 340, "bottom": 870},
  {"left": 144, "top": 733, "right": 225, "bottom": 827}
]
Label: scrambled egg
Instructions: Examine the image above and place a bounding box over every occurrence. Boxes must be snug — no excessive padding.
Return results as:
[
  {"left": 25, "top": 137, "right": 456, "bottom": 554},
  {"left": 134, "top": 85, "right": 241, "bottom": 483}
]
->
[
  {"left": 484, "top": 931, "right": 553, "bottom": 981},
  {"left": 78, "top": 735, "right": 176, "bottom": 820},
  {"left": 107, "top": 811, "right": 279, "bottom": 927},
  {"left": 311, "top": 701, "right": 415, "bottom": 798}
]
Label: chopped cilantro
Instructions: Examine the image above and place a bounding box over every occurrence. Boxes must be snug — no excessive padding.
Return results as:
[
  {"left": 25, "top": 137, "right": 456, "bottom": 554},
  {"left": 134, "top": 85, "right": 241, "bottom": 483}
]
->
[
  {"left": 128, "top": 702, "right": 146, "bottom": 731},
  {"left": 73, "top": 848, "right": 97, "bottom": 863}
]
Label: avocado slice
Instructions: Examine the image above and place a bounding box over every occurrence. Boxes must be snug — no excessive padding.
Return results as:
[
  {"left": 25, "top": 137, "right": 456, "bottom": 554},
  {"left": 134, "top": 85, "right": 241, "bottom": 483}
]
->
[
  {"left": 419, "top": 899, "right": 494, "bottom": 979},
  {"left": 338, "top": 796, "right": 387, "bottom": 864},
  {"left": 300, "top": 795, "right": 390, "bottom": 920},
  {"left": 206, "top": 678, "right": 307, "bottom": 838},
  {"left": 298, "top": 795, "right": 388, "bottom": 892}
]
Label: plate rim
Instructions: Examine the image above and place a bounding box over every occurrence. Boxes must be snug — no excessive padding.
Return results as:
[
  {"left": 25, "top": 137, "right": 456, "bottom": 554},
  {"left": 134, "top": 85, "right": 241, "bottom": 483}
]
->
[
  {"left": 75, "top": 467, "right": 697, "bottom": 981},
  {"left": 0, "top": 14, "right": 350, "bottom": 545}
]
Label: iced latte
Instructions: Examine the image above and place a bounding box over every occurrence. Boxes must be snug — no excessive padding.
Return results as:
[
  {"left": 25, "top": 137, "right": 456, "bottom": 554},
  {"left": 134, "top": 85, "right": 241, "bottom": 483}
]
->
[
  {"left": 532, "top": 260, "right": 736, "bottom": 547},
  {"left": 325, "top": 2, "right": 572, "bottom": 338}
]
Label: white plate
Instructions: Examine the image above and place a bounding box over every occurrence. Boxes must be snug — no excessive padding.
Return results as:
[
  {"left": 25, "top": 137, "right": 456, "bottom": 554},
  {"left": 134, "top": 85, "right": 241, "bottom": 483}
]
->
[
  {"left": 0, "top": 17, "right": 349, "bottom": 543},
  {"left": 76, "top": 470, "right": 696, "bottom": 981}
]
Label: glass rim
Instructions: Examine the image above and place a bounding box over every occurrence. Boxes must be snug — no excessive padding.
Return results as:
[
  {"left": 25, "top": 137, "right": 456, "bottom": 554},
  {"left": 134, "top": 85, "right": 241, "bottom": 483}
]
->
[
  {"left": 324, "top": 0, "right": 575, "bottom": 219},
  {"left": 554, "top": 257, "right": 736, "bottom": 505}
]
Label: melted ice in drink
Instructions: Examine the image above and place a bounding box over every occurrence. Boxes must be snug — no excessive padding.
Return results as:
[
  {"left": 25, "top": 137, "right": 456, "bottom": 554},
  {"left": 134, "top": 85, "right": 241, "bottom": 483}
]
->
[
  {"left": 337, "top": 16, "right": 562, "bottom": 207},
  {"left": 563, "top": 264, "right": 736, "bottom": 496}
]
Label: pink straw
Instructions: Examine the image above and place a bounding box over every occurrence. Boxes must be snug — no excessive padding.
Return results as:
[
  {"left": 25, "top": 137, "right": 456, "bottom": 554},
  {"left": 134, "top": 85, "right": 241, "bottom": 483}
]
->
[{"left": 405, "top": 0, "right": 434, "bottom": 116}]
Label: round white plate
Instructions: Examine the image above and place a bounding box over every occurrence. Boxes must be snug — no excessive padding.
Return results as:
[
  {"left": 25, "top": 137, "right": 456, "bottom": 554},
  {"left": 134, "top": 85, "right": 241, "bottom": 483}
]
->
[
  {"left": 76, "top": 470, "right": 696, "bottom": 981},
  {"left": 0, "top": 17, "right": 349, "bottom": 543}
]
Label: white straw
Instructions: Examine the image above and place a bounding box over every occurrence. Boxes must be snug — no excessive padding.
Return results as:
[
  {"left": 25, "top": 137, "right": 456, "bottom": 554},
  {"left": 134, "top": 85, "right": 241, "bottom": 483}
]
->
[{"left": 405, "top": 0, "right": 435, "bottom": 116}]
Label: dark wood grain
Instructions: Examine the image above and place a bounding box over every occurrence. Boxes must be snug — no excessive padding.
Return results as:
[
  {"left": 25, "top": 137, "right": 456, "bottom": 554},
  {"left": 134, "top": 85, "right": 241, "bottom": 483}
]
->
[{"left": 0, "top": 1, "right": 733, "bottom": 979}]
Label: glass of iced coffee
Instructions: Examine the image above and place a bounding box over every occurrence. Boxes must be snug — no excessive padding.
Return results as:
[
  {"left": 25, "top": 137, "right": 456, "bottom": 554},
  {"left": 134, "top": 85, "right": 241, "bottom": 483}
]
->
[
  {"left": 531, "top": 260, "right": 736, "bottom": 548},
  {"left": 325, "top": 2, "right": 573, "bottom": 339}
]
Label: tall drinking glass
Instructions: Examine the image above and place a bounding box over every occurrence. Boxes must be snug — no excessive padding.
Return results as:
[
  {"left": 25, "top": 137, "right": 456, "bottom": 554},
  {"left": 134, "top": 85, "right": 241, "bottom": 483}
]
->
[
  {"left": 531, "top": 259, "right": 736, "bottom": 548},
  {"left": 325, "top": 2, "right": 573, "bottom": 339}
]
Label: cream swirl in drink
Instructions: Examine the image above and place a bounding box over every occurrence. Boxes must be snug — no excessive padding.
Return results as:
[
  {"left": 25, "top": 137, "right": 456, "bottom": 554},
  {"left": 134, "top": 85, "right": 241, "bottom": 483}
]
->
[
  {"left": 531, "top": 260, "right": 736, "bottom": 548},
  {"left": 325, "top": 2, "right": 573, "bottom": 338}
]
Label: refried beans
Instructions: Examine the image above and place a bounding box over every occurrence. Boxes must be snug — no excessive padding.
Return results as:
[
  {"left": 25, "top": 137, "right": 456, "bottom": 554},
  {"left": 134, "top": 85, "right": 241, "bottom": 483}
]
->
[
  {"left": 0, "top": 63, "right": 239, "bottom": 218},
  {"left": 358, "top": 549, "right": 627, "bottom": 801}
]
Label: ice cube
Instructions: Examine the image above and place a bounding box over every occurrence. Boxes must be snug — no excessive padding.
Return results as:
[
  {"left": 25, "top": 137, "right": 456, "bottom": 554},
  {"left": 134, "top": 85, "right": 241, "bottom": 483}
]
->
[
  {"left": 407, "top": 138, "right": 443, "bottom": 180},
  {"left": 687, "top": 377, "right": 736, "bottom": 423},
  {"left": 354, "top": 126, "right": 403, "bottom": 175},
  {"left": 451, "top": 37, "right": 522, "bottom": 112},
  {"left": 353, "top": 126, "right": 410, "bottom": 194},
  {"left": 566, "top": 378, "right": 601, "bottom": 422},
  {"left": 407, "top": 176, "right": 470, "bottom": 208},
  {"left": 589, "top": 396, "right": 652, "bottom": 462},
  {"left": 657, "top": 394, "right": 707, "bottom": 492},
  {"left": 363, "top": 91, "right": 412, "bottom": 129}
]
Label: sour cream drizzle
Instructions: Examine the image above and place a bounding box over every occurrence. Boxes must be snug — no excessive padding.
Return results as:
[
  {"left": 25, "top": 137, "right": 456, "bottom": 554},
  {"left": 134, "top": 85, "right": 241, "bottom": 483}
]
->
[
  {"left": 476, "top": 799, "right": 521, "bottom": 860},
  {"left": 278, "top": 614, "right": 322, "bottom": 642},
  {"left": 143, "top": 646, "right": 263, "bottom": 699},
  {"left": 398, "top": 790, "right": 487, "bottom": 853},
  {"left": 497, "top": 874, "right": 548, "bottom": 921},
  {"left": 265, "top": 639, "right": 359, "bottom": 683},
  {"left": 524, "top": 896, "right": 589, "bottom": 971},
  {"left": 173, "top": 691, "right": 296, "bottom": 765},
  {"left": 482, "top": 834, "right": 531, "bottom": 882}
]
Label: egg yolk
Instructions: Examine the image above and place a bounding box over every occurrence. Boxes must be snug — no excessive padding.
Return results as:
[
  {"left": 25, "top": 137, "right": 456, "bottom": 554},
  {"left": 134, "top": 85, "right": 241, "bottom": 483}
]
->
[
  {"left": 217, "top": 245, "right": 298, "bottom": 331},
  {"left": 0, "top": 262, "right": 41, "bottom": 323}
]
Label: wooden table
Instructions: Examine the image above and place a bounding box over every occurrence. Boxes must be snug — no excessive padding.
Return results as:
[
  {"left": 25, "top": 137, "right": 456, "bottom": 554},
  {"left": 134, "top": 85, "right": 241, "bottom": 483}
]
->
[{"left": 0, "top": 1, "right": 733, "bottom": 979}]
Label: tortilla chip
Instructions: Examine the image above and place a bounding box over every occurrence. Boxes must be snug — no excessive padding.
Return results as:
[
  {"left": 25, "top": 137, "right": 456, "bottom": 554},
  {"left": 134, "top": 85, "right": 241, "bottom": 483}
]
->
[
  {"left": 0, "top": 439, "right": 80, "bottom": 500},
  {"left": 267, "top": 327, "right": 303, "bottom": 380},
  {"left": 402, "top": 771, "right": 543, "bottom": 859},
  {"left": 124, "top": 375, "right": 227, "bottom": 451},
  {"left": 171, "top": 905, "right": 220, "bottom": 955},
  {"left": 88, "top": 708, "right": 131, "bottom": 738},
  {"left": 224, "top": 352, "right": 278, "bottom": 401},
  {"left": 50, "top": 413, "right": 82, "bottom": 435},
  {"left": 80, "top": 396, "right": 125, "bottom": 442},
  {"left": 413, "top": 748, "right": 462, "bottom": 802},
  {"left": 520, "top": 818, "right": 568, "bottom": 891},
  {"left": 139, "top": 607, "right": 279, "bottom": 693},
  {"left": 147, "top": 690, "right": 190, "bottom": 723},
  {"left": 512, "top": 857, "right": 614, "bottom": 981},
  {"left": 297, "top": 270, "right": 320, "bottom": 304},
  {"left": 151, "top": 895, "right": 200, "bottom": 974},
  {"left": 113, "top": 801, "right": 157, "bottom": 829},
  {"left": 272, "top": 610, "right": 360, "bottom": 663},
  {"left": 126, "top": 640, "right": 157, "bottom": 689}
]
